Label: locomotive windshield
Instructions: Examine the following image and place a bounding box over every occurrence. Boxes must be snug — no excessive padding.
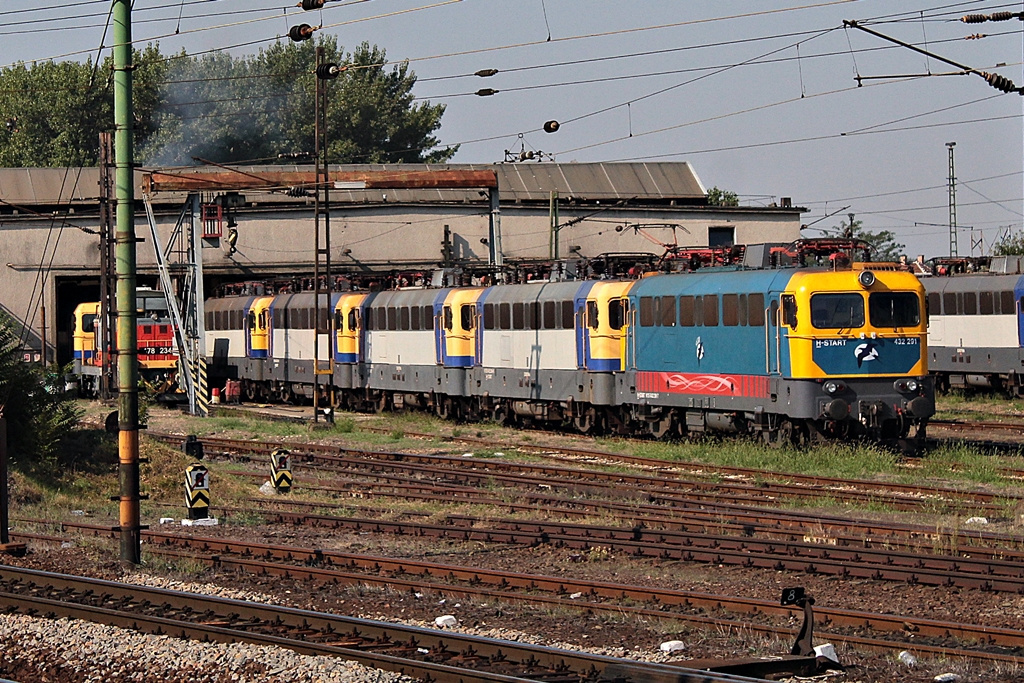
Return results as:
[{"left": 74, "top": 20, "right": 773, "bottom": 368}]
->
[
  {"left": 810, "top": 293, "right": 864, "bottom": 329},
  {"left": 869, "top": 292, "right": 920, "bottom": 328}
]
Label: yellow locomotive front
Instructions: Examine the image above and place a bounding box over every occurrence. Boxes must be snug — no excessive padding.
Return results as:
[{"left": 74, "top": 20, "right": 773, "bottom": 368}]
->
[{"left": 775, "top": 263, "right": 932, "bottom": 445}]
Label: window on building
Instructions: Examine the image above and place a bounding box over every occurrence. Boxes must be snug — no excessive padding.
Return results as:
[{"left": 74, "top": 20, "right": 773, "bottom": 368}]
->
[{"left": 708, "top": 226, "right": 735, "bottom": 247}]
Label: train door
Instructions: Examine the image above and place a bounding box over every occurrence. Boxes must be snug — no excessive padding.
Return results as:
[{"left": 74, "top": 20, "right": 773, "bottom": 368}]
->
[
  {"left": 573, "top": 282, "right": 598, "bottom": 369},
  {"left": 765, "top": 293, "right": 782, "bottom": 376},
  {"left": 334, "top": 293, "right": 366, "bottom": 363},
  {"left": 437, "top": 289, "right": 481, "bottom": 367},
  {"left": 580, "top": 282, "right": 632, "bottom": 371}
]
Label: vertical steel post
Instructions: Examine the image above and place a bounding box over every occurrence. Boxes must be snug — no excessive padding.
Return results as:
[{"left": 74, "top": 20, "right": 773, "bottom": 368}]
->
[
  {"left": 0, "top": 408, "right": 8, "bottom": 545},
  {"left": 313, "top": 47, "right": 323, "bottom": 423},
  {"left": 113, "top": 0, "right": 141, "bottom": 565},
  {"left": 39, "top": 304, "right": 46, "bottom": 366},
  {"left": 313, "top": 46, "right": 334, "bottom": 423},
  {"left": 947, "top": 142, "right": 958, "bottom": 258},
  {"left": 99, "top": 133, "right": 115, "bottom": 399}
]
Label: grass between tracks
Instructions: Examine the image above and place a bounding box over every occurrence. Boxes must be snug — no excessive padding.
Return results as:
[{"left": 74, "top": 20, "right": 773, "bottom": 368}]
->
[{"left": 11, "top": 394, "right": 1024, "bottom": 531}]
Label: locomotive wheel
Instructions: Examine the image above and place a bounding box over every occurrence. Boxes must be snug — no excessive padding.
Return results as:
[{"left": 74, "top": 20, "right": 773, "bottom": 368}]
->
[
  {"left": 243, "top": 381, "right": 258, "bottom": 402},
  {"left": 573, "top": 406, "right": 597, "bottom": 434},
  {"left": 373, "top": 392, "right": 389, "bottom": 414},
  {"left": 435, "top": 396, "right": 452, "bottom": 420},
  {"left": 492, "top": 402, "right": 510, "bottom": 426},
  {"left": 648, "top": 414, "right": 676, "bottom": 440},
  {"left": 764, "top": 419, "right": 807, "bottom": 448}
]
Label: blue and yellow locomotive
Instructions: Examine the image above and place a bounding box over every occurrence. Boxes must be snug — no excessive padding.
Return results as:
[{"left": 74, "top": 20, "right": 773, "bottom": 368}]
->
[{"left": 206, "top": 244, "right": 933, "bottom": 448}]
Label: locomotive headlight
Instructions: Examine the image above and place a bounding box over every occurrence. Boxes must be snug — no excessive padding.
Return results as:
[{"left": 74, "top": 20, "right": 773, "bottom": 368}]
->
[
  {"left": 893, "top": 379, "right": 919, "bottom": 393},
  {"left": 823, "top": 380, "right": 845, "bottom": 395},
  {"left": 857, "top": 270, "right": 876, "bottom": 288},
  {"left": 905, "top": 379, "right": 920, "bottom": 393}
]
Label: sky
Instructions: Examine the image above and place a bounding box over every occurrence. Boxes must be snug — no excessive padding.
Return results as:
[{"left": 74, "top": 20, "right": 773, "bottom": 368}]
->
[{"left": 1, "top": 0, "right": 1022, "bottom": 259}]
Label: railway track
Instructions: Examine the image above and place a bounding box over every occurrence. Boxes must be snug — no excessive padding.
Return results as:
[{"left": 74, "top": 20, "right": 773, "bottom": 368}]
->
[
  {"left": 13, "top": 523, "right": 1024, "bottom": 666},
  {"left": 0, "top": 563, "right": 785, "bottom": 683}
]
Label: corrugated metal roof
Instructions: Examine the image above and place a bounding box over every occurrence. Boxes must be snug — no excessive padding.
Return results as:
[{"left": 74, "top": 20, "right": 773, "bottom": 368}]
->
[{"left": 0, "top": 162, "right": 706, "bottom": 208}]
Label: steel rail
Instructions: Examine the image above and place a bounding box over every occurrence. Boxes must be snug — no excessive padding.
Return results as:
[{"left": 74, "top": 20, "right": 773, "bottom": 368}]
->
[
  {"left": 0, "top": 564, "right": 770, "bottom": 683},
  {"left": 16, "top": 524, "right": 1024, "bottom": 663}
]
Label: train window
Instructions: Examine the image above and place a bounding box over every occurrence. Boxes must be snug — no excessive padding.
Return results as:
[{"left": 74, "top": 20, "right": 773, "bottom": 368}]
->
[
  {"left": 483, "top": 303, "right": 495, "bottom": 330},
  {"left": 660, "top": 296, "right": 676, "bottom": 327},
  {"left": 639, "top": 297, "right": 654, "bottom": 327},
  {"left": 350, "top": 309, "right": 361, "bottom": 331},
  {"left": 512, "top": 302, "right": 525, "bottom": 330},
  {"left": 963, "top": 292, "right": 978, "bottom": 315},
  {"left": 927, "top": 293, "right": 940, "bottom": 318},
  {"left": 247, "top": 311, "right": 256, "bottom": 330},
  {"left": 423, "top": 306, "right": 434, "bottom": 329},
  {"left": 748, "top": 293, "right": 765, "bottom": 326},
  {"left": 377, "top": 307, "right": 388, "bottom": 330},
  {"left": 737, "top": 294, "right": 748, "bottom": 326},
  {"left": 204, "top": 312, "right": 214, "bottom": 330},
  {"left": 386, "top": 307, "right": 397, "bottom": 330},
  {"left": 587, "top": 300, "right": 599, "bottom": 329},
  {"left": 259, "top": 310, "right": 268, "bottom": 330},
  {"left": 1001, "top": 291, "right": 1015, "bottom": 315},
  {"left": 410, "top": 305, "right": 420, "bottom": 330},
  {"left": 561, "top": 301, "right": 575, "bottom": 329},
  {"left": 722, "top": 294, "right": 739, "bottom": 326},
  {"left": 81, "top": 314, "right": 96, "bottom": 333},
  {"left": 526, "top": 301, "right": 539, "bottom": 330},
  {"left": 769, "top": 300, "right": 778, "bottom": 327},
  {"left": 679, "top": 296, "right": 695, "bottom": 326},
  {"left": 942, "top": 292, "right": 956, "bottom": 315},
  {"left": 234, "top": 310, "right": 245, "bottom": 329},
  {"left": 609, "top": 299, "right": 627, "bottom": 330},
  {"left": 443, "top": 305, "right": 454, "bottom": 331},
  {"left": 980, "top": 291, "right": 994, "bottom": 315},
  {"left": 809, "top": 293, "right": 862, "bottom": 329},
  {"left": 693, "top": 296, "right": 703, "bottom": 327},
  {"left": 869, "top": 292, "right": 920, "bottom": 328},
  {"left": 542, "top": 301, "right": 557, "bottom": 329},
  {"left": 273, "top": 307, "right": 285, "bottom": 329},
  {"left": 461, "top": 304, "right": 474, "bottom": 330},
  {"left": 334, "top": 310, "right": 344, "bottom": 331},
  {"left": 703, "top": 295, "right": 719, "bottom": 327},
  {"left": 782, "top": 294, "right": 800, "bottom": 328},
  {"left": 499, "top": 303, "right": 511, "bottom": 329},
  {"left": 400, "top": 307, "right": 410, "bottom": 330}
]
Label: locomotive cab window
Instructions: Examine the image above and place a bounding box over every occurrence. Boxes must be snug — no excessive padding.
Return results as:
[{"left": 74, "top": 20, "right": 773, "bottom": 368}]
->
[
  {"left": 809, "top": 293, "right": 861, "bottom": 329},
  {"left": 869, "top": 292, "right": 920, "bottom": 328},
  {"left": 608, "top": 299, "right": 627, "bottom": 330},
  {"left": 460, "top": 304, "right": 474, "bottom": 330},
  {"left": 443, "top": 305, "right": 453, "bottom": 331},
  {"left": 247, "top": 311, "right": 256, "bottom": 330},
  {"left": 587, "top": 300, "right": 599, "bottom": 329}
]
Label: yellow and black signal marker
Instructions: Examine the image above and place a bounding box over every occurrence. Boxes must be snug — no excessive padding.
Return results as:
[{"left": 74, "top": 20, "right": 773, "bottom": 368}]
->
[
  {"left": 270, "top": 449, "right": 292, "bottom": 493},
  {"left": 185, "top": 463, "right": 210, "bottom": 519}
]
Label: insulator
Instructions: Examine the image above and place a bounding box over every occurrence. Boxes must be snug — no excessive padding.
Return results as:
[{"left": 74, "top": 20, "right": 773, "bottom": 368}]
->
[
  {"left": 288, "top": 24, "right": 313, "bottom": 42},
  {"left": 300, "top": 0, "right": 325, "bottom": 10},
  {"left": 961, "top": 13, "right": 987, "bottom": 23},
  {"left": 965, "top": 33, "right": 987, "bottom": 40},
  {"left": 475, "top": 88, "right": 498, "bottom": 97},
  {"left": 525, "top": 150, "right": 535, "bottom": 159},
  {"left": 983, "top": 71, "right": 1017, "bottom": 93},
  {"left": 474, "top": 69, "right": 499, "bottom": 77},
  {"left": 316, "top": 63, "right": 341, "bottom": 80},
  {"left": 543, "top": 120, "right": 560, "bottom": 133},
  {"left": 989, "top": 11, "right": 1015, "bottom": 21}
]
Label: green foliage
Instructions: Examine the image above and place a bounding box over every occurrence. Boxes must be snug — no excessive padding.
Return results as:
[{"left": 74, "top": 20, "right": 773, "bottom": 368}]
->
[
  {"left": 992, "top": 231, "right": 1024, "bottom": 256},
  {"left": 0, "top": 315, "right": 82, "bottom": 468},
  {"left": 0, "top": 46, "right": 167, "bottom": 166},
  {"left": 833, "top": 218, "right": 905, "bottom": 262},
  {"left": 705, "top": 186, "right": 739, "bottom": 207},
  {"left": 0, "top": 40, "right": 451, "bottom": 168},
  {"left": 140, "top": 38, "right": 455, "bottom": 166}
]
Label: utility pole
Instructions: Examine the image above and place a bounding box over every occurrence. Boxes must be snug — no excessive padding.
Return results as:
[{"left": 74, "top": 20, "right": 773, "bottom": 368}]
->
[
  {"left": 313, "top": 46, "right": 338, "bottom": 423},
  {"left": 113, "top": 0, "right": 141, "bottom": 565},
  {"left": 947, "top": 142, "right": 958, "bottom": 258},
  {"left": 98, "top": 132, "right": 115, "bottom": 399}
]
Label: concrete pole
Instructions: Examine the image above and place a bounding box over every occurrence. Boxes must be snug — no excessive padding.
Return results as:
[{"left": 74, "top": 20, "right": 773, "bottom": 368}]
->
[{"left": 113, "top": 0, "right": 141, "bottom": 565}]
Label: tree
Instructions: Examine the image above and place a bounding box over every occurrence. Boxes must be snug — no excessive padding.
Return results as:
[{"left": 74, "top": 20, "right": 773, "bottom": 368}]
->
[
  {"left": 0, "top": 314, "right": 81, "bottom": 467},
  {"left": 705, "top": 186, "right": 739, "bottom": 207},
  {"left": 992, "top": 231, "right": 1024, "bottom": 256},
  {"left": 0, "top": 46, "right": 166, "bottom": 167},
  {"left": 140, "top": 38, "right": 455, "bottom": 166},
  {"left": 832, "top": 218, "right": 904, "bottom": 262}
]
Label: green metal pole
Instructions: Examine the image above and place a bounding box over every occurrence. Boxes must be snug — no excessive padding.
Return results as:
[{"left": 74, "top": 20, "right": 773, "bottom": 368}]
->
[{"left": 113, "top": 0, "right": 141, "bottom": 565}]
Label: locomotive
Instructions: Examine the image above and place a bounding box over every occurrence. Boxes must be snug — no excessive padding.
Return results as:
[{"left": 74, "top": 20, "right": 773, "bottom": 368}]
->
[
  {"left": 921, "top": 255, "right": 1024, "bottom": 396},
  {"left": 71, "top": 288, "right": 179, "bottom": 397},
  {"left": 205, "top": 242, "right": 934, "bottom": 449}
]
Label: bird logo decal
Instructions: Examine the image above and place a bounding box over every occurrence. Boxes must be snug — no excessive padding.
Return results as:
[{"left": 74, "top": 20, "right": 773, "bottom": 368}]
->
[
  {"left": 695, "top": 336, "right": 705, "bottom": 362},
  {"left": 854, "top": 342, "right": 879, "bottom": 368}
]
